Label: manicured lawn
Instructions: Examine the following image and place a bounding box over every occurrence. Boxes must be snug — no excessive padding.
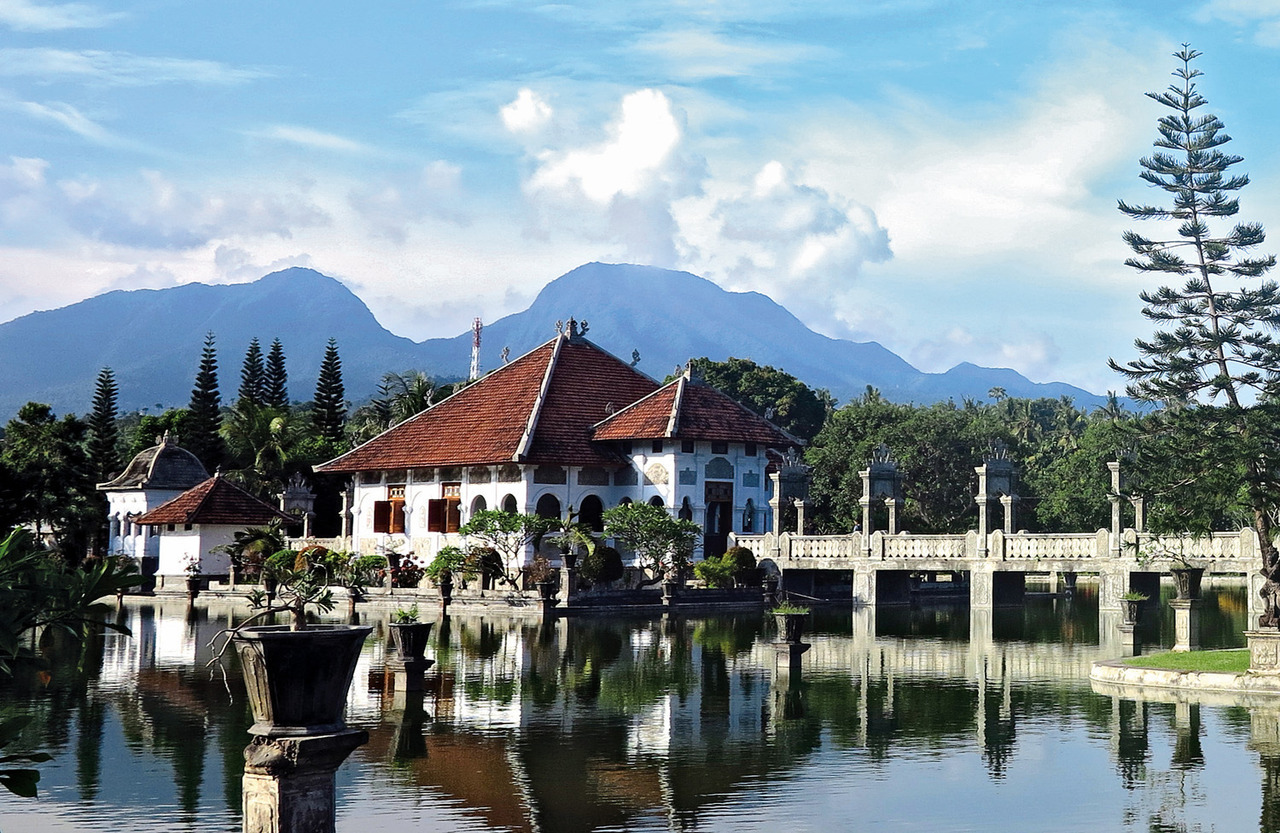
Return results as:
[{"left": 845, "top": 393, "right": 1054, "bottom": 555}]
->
[{"left": 1122, "top": 649, "right": 1250, "bottom": 673}]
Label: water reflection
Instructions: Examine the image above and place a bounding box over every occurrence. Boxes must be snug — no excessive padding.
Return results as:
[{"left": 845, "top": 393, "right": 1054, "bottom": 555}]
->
[{"left": 0, "top": 588, "right": 1271, "bottom": 832}]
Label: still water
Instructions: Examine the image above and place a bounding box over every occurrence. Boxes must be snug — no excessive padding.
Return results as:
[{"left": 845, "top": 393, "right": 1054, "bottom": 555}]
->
[{"left": 0, "top": 586, "right": 1270, "bottom": 833}]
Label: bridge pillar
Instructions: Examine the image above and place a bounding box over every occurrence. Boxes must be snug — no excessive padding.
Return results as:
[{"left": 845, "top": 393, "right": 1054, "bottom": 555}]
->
[
  {"left": 852, "top": 565, "right": 876, "bottom": 606},
  {"left": 971, "top": 565, "right": 994, "bottom": 610}
]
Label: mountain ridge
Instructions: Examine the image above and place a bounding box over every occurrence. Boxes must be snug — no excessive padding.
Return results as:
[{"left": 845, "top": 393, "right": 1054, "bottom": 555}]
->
[{"left": 0, "top": 263, "right": 1111, "bottom": 419}]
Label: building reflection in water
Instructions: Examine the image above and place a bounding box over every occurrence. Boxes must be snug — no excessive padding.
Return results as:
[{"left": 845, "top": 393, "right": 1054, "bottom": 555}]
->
[{"left": 0, "top": 589, "right": 1277, "bottom": 832}]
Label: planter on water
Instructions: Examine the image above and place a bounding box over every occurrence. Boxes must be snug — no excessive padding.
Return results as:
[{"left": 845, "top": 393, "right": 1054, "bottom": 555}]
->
[
  {"left": 1121, "top": 599, "right": 1144, "bottom": 625},
  {"left": 537, "top": 581, "right": 558, "bottom": 603},
  {"left": 185, "top": 576, "right": 201, "bottom": 598},
  {"left": 775, "top": 612, "right": 808, "bottom": 644},
  {"left": 233, "top": 624, "right": 372, "bottom": 737},
  {"left": 388, "top": 622, "right": 434, "bottom": 663},
  {"left": 1171, "top": 567, "right": 1205, "bottom": 600}
]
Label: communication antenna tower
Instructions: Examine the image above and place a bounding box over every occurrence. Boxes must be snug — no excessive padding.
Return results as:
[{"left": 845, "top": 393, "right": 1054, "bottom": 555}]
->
[{"left": 469, "top": 317, "right": 483, "bottom": 381}]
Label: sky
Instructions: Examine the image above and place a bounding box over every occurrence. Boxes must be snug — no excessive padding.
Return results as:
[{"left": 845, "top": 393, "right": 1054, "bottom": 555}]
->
[{"left": 3, "top": 0, "right": 1280, "bottom": 396}]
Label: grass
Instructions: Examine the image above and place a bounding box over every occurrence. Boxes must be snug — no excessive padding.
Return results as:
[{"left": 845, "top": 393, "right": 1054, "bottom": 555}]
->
[{"left": 1122, "top": 649, "right": 1250, "bottom": 674}]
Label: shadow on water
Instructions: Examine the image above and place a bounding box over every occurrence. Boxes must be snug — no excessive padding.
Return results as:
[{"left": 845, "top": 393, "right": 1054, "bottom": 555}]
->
[{"left": 0, "top": 585, "right": 1275, "bottom": 833}]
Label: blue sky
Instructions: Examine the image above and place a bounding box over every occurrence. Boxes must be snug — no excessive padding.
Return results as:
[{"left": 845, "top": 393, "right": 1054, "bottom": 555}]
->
[{"left": 3, "top": 0, "right": 1280, "bottom": 395}]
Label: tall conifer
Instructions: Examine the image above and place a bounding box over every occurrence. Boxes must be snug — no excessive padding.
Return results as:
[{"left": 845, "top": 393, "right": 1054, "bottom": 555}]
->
[
  {"left": 312, "top": 338, "right": 346, "bottom": 443},
  {"left": 87, "top": 367, "right": 121, "bottom": 483},
  {"left": 238, "top": 338, "right": 266, "bottom": 406},
  {"left": 1110, "top": 46, "right": 1280, "bottom": 625},
  {"left": 187, "top": 332, "right": 225, "bottom": 469},
  {"left": 264, "top": 338, "right": 289, "bottom": 409}
]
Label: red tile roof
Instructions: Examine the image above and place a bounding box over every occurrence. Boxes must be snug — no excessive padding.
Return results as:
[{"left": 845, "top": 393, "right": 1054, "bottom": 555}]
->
[
  {"left": 593, "top": 376, "right": 798, "bottom": 446},
  {"left": 316, "top": 332, "right": 660, "bottom": 473},
  {"left": 135, "top": 474, "right": 293, "bottom": 526}
]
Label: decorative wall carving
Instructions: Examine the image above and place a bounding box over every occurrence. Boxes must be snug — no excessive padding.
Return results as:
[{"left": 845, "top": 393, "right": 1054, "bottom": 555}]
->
[
  {"left": 644, "top": 464, "right": 669, "bottom": 486},
  {"left": 705, "top": 457, "right": 734, "bottom": 480}
]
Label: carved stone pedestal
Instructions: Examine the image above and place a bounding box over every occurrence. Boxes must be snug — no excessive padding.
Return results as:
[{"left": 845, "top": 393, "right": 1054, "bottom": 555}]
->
[
  {"left": 1170, "top": 599, "right": 1201, "bottom": 652},
  {"left": 1248, "top": 630, "right": 1280, "bottom": 673},
  {"left": 387, "top": 657, "right": 434, "bottom": 692},
  {"left": 1117, "top": 622, "right": 1139, "bottom": 657},
  {"left": 242, "top": 729, "right": 368, "bottom": 833},
  {"left": 774, "top": 641, "right": 810, "bottom": 680}
]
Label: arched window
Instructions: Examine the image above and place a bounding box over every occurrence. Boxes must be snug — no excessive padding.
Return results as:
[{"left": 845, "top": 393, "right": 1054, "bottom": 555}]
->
[
  {"left": 579, "top": 495, "right": 604, "bottom": 532},
  {"left": 648, "top": 496, "right": 664, "bottom": 508},
  {"left": 471, "top": 495, "right": 487, "bottom": 517},
  {"left": 678, "top": 497, "right": 693, "bottom": 521},
  {"left": 619, "top": 497, "right": 633, "bottom": 506},
  {"left": 535, "top": 494, "right": 562, "bottom": 520},
  {"left": 501, "top": 494, "right": 518, "bottom": 514}
]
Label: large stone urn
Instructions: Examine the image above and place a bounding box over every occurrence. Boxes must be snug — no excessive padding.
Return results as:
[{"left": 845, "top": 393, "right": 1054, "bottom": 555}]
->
[
  {"left": 233, "top": 624, "right": 372, "bottom": 737},
  {"left": 388, "top": 622, "right": 434, "bottom": 664},
  {"left": 1171, "top": 567, "right": 1205, "bottom": 600}
]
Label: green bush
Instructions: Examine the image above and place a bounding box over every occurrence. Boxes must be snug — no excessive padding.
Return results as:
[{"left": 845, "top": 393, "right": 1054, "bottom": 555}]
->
[
  {"left": 694, "top": 556, "right": 734, "bottom": 588},
  {"left": 425, "top": 545, "right": 467, "bottom": 580},
  {"left": 580, "top": 545, "right": 624, "bottom": 584}
]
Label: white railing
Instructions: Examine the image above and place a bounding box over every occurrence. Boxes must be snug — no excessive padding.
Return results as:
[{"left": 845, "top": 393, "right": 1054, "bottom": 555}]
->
[
  {"left": 1002, "top": 533, "right": 1100, "bottom": 561},
  {"left": 789, "top": 535, "right": 861, "bottom": 561},
  {"left": 881, "top": 534, "right": 968, "bottom": 560}
]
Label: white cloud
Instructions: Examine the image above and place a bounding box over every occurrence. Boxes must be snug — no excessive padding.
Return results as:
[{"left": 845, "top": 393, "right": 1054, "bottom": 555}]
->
[
  {"left": 628, "top": 28, "right": 829, "bottom": 80},
  {"left": 16, "top": 99, "right": 113, "bottom": 143},
  {"left": 249, "top": 125, "right": 372, "bottom": 154},
  {"left": 520, "top": 88, "right": 704, "bottom": 265},
  {"left": 347, "top": 161, "right": 468, "bottom": 243},
  {"left": 1198, "top": 0, "right": 1280, "bottom": 44},
  {"left": 674, "top": 160, "right": 891, "bottom": 334},
  {"left": 501, "top": 88, "right": 552, "bottom": 134},
  {"left": 0, "top": 48, "right": 268, "bottom": 85},
  {"left": 0, "top": 0, "right": 121, "bottom": 31},
  {"left": 529, "top": 89, "right": 684, "bottom": 203}
]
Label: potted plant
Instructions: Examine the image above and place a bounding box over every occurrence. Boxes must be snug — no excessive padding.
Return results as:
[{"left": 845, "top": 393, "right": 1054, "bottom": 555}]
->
[
  {"left": 387, "top": 605, "right": 433, "bottom": 663},
  {"left": 527, "top": 555, "right": 558, "bottom": 603},
  {"left": 771, "top": 601, "right": 811, "bottom": 644},
  {"left": 1120, "top": 591, "right": 1148, "bottom": 625},
  {"left": 182, "top": 553, "right": 202, "bottom": 599},
  {"left": 209, "top": 549, "right": 371, "bottom": 737},
  {"left": 1137, "top": 536, "right": 1206, "bottom": 600}
]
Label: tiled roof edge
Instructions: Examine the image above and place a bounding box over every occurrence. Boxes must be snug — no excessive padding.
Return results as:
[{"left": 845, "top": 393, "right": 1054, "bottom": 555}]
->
[{"left": 515, "top": 331, "right": 563, "bottom": 460}]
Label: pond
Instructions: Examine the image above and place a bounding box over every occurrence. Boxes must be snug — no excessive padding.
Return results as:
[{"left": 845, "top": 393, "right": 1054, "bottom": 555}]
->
[{"left": 0, "top": 584, "right": 1272, "bottom": 833}]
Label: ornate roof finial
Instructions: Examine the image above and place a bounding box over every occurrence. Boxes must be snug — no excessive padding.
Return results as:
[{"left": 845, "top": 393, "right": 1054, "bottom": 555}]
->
[
  {"left": 984, "top": 439, "right": 1011, "bottom": 463},
  {"left": 500, "top": 346, "right": 510, "bottom": 364},
  {"left": 630, "top": 349, "right": 641, "bottom": 367}
]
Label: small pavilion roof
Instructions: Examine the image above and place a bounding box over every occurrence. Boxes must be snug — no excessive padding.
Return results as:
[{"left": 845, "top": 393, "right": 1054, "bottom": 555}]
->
[
  {"left": 98, "top": 431, "right": 209, "bottom": 491},
  {"left": 592, "top": 373, "right": 799, "bottom": 447},
  {"left": 135, "top": 473, "right": 293, "bottom": 526}
]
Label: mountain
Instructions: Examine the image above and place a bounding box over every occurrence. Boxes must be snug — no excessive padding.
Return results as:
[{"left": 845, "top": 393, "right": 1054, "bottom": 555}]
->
[
  {"left": 415, "top": 263, "right": 1110, "bottom": 408},
  {"left": 0, "top": 263, "right": 1111, "bottom": 420}
]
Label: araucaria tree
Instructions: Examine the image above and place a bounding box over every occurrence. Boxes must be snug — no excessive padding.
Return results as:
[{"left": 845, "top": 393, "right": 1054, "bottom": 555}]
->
[
  {"left": 264, "top": 338, "right": 289, "bottom": 409},
  {"left": 1109, "top": 46, "right": 1280, "bottom": 626},
  {"left": 238, "top": 338, "right": 266, "bottom": 407},
  {"left": 312, "top": 338, "right": 347, "bottom": 443},
  {"left": 186, "top": 332, "right": 225, "bottom": 470},
  {"left": 87, "top": 367, "right": 121, "bottom": 483}
]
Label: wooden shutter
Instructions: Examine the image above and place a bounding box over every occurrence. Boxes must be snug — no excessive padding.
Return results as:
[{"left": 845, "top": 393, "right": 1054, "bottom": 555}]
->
[
  {"left": 446, "top": 499, "right": 461, "bottom": 533},
  {"left": 389, "top": 499, "right": 406, "bottom": 534},
  {"left": 373, "top": 501, "right": 391, "bottom": 533},
  {"left": 427, "top": 499, "right": 447, "bottom": 532}
]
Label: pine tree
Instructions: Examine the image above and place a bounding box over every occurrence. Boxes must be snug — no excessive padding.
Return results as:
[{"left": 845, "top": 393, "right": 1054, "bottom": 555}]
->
[
  {"left": 187, "top": 332, "right": 225, "bottom": 470},
  {"left": 264, "top": 338, "right": 289, "bottom": 409},
  {"left": 238, "top": 338, "right": 266, "bottom": 406},
  {"left": 1109, "top": 46, "right": 1280, "bottom": 626},
  {"left": 87, "top": 367, "right": 121, "bottom": 482},
  {"left": 312, "top": 338, "right": 347, "bottom": 443}
]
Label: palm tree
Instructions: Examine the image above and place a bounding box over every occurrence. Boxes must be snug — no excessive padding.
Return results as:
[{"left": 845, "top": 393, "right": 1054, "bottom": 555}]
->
[{"left": 220, "top": 401, "right": 304, "bottom": 494}]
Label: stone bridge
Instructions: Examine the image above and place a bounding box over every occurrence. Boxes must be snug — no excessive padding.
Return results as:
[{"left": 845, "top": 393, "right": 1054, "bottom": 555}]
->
[{"left": 731, "top": 527, "right": 1266, "bottom": 621}]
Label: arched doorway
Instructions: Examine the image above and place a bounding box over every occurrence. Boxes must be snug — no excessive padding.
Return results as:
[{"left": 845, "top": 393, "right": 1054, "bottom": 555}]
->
[
  {"left": 501, "top": 494, "right": 518, "bottom": 514},
  {"left": 704, "top": 480, "right": 733, "bottom": 557},
  {"left": 535, "top": 494, "right": 562, "bottom": 520},
  {"left": 471, "top": 495, "right": 487, "bottom": 517},
  {"left": 579, "top": 495, "right": 604, "bottom": 532}
]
